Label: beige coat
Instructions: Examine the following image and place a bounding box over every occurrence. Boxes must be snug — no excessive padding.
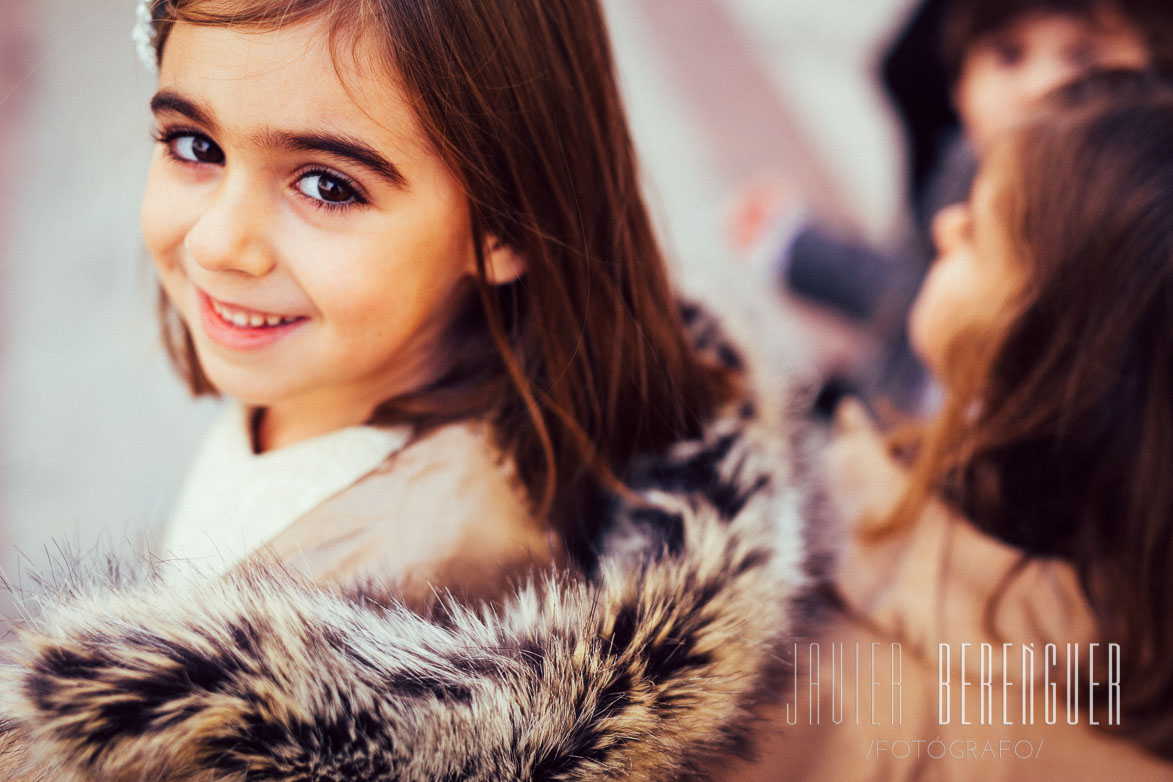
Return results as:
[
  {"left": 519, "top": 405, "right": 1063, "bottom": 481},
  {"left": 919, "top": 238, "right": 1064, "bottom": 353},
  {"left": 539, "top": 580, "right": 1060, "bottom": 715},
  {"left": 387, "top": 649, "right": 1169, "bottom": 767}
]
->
[
  {"left": 0, "top": 303, "right": 819, "bottom": 779},
  {"left": 249, "top": 421, "right": 564, "bottom": 610}
]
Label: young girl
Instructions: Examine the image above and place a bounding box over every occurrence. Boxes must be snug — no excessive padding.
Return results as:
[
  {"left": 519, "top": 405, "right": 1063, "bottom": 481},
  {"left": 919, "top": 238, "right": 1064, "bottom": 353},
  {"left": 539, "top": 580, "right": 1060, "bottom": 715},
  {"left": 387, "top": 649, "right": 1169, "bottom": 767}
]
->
[
  {"left": 131, "top": 0, "right": 776, "bottom": 604},
  {"left": 732, "top": 69, "right": 1173, "bottom": 779},
  {"left": 0, "top": 0, "right": 813, "bottom": 779},
  {"left": 139, "top": 0, "right": 736, "bottom": 597}
]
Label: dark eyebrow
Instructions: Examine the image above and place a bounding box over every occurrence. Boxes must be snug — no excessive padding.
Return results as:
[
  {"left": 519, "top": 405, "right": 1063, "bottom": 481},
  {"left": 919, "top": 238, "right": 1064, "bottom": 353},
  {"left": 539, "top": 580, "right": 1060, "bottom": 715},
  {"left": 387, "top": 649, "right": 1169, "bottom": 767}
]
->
[
  {"left": 149, "top": 89, "right": 407, "bottom": 188},
  {"left": 253, "top": 129, "right": 407, "bottom": 188},
  {"left": 150, "top": 90, "right": 218, "bottom": 131}
]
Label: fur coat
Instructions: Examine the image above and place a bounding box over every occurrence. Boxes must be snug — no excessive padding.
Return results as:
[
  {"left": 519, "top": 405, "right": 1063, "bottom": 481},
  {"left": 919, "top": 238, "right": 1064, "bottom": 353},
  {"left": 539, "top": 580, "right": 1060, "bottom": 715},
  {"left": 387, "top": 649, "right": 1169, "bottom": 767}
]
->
[{"left": 0, "top": 304, "right": 821, "bottom": 781}]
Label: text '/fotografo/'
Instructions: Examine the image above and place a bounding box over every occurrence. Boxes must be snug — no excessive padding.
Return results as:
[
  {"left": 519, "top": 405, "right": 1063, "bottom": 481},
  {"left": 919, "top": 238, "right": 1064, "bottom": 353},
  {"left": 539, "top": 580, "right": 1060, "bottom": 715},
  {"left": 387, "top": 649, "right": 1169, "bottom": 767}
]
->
[{"left": 865, "top": 738, "right": 1045, "bottom": 761}]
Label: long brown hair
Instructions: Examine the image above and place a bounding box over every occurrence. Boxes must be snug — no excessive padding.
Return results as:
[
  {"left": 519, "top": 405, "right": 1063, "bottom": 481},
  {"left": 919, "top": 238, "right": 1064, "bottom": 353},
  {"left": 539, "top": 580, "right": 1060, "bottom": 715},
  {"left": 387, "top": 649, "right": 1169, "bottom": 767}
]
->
[
  {"left": 144, "top": 0, "right": 734, "bottom": 558},
  {"left": 894, "top": 72, "right": 1173, "bottom": 754}
]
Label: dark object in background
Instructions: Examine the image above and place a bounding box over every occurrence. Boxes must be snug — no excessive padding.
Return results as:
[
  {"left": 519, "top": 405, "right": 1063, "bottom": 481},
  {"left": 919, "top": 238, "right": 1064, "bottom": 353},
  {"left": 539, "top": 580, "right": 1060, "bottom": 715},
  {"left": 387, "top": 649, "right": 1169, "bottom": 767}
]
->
[
  {"left": 880, "top": 0, "right": 959, "bottom": 230},
  {"left": 786, "top": 227, "right": 899, "bottom": 323}
]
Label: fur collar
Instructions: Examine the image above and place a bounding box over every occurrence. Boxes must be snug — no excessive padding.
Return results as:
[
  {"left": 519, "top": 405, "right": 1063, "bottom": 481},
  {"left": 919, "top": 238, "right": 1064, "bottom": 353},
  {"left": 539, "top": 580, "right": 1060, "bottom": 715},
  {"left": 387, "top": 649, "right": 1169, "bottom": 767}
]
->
[{"left": 0, "top": 304, "right": 819, "bottom": 781}]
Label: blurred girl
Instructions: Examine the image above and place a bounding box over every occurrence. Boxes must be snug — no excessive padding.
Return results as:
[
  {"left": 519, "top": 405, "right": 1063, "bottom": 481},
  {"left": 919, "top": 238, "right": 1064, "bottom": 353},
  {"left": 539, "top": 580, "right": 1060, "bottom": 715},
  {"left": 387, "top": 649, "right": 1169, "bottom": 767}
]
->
[{"left": 735, "top": 70, "right": 1173, "bottom": 779}]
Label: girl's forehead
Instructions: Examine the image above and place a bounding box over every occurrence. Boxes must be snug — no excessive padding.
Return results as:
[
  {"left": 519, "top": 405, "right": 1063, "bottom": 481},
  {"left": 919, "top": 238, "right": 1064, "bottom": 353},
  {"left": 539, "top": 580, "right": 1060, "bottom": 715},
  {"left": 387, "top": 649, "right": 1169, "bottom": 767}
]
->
[
  {"left": 163, "top": 19, "right": 326, "bottom": 80},
  {"left": 157, "top": 20, "right": 422, "bottom": 151}
]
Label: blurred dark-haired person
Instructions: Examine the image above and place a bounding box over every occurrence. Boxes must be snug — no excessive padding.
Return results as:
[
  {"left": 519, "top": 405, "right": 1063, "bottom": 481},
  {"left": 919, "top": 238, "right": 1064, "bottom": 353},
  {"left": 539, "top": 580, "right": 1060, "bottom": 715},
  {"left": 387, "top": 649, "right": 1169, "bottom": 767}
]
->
[{"left": 739, "top": 0, "right": 1171, "bottom": 416}]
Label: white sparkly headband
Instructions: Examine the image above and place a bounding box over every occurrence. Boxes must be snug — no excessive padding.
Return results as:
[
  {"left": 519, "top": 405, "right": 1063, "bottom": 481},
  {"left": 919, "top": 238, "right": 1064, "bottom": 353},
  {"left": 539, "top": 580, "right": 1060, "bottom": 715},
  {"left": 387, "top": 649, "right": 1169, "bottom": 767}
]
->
[{"left": 133, "top": 0, "right": 161, "bottom": 73}]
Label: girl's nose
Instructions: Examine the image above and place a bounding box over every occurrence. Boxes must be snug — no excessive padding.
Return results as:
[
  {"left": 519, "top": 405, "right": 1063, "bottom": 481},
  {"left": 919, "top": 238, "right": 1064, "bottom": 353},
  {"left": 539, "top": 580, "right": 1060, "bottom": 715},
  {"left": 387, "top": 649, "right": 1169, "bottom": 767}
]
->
[
  {"left": 184, "top": 177, "right": 276, "bottom": 277},
  {"left": 931, "top": 202, "right": 969, "bottom": 256}
]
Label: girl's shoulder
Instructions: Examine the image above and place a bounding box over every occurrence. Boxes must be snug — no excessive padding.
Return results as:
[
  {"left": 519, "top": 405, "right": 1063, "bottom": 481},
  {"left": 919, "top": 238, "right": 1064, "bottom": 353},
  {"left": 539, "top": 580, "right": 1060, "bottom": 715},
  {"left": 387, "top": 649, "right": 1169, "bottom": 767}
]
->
[
  {"left": 259, "top": 418, "right": 557, "bottom": 608},
  {"left": 825, "top": 406, "right": 1098, "bottom": 658}
]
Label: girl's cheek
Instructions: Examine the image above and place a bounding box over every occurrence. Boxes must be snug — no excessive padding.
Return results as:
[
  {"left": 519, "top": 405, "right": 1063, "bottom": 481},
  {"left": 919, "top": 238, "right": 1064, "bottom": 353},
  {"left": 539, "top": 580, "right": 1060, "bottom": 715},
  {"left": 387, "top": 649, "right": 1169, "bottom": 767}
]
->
[
  {"left": 141, "top": 170, "right": 189, "bottom": 272},
  {"left": 908, "top": 270, "right": 950, "bottom": 378}
]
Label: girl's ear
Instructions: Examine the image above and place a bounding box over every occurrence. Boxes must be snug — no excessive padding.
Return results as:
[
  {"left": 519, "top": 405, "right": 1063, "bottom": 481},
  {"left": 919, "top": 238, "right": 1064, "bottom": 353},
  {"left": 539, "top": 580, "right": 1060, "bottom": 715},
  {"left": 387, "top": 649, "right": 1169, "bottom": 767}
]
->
[{"left": 481, "top": 236, "right": 527, "bottom": 285}]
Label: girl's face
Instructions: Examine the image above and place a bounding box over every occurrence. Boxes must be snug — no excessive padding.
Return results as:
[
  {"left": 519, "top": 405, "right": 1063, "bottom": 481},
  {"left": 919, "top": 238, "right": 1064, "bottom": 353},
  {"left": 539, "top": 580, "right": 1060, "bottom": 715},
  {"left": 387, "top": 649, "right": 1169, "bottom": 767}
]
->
[
  {"left": 909, "top": 156, "right": 1023, "bottom": 380},
  {"left": 141, "top": 20, "right": 519, "bottom": 436},
  {"left": 954, "top": 8, "right": 1150, "bottom": 155}
]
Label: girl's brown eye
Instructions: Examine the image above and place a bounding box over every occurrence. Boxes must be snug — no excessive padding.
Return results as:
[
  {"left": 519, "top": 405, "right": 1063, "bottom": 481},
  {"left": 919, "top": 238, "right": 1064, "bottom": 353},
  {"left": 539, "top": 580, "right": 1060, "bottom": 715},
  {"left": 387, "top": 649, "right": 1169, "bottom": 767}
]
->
[
  {"left": 297, "top": 172, "right": 359, "bottom": 205},
  {"left": 992, "top": 40, "right": 1024, "bottom": 68},
  {"left": 172, "top": 133, "right": 224, "bottom": 164}
]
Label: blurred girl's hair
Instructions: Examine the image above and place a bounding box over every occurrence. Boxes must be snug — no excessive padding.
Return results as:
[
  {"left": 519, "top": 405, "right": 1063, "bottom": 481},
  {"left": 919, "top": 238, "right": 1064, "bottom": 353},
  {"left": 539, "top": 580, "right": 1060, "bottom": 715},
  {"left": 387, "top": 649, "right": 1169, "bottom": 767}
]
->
[{"left": 893, "top": 68, "right": 1173, "bottom": 755}]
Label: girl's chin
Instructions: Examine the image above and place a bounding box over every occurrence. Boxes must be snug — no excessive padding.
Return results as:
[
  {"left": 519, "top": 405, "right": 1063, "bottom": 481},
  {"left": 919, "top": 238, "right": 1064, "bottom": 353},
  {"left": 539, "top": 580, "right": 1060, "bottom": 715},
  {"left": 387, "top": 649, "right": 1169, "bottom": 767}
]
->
[{"left": 192, "top": 360, "right": 288, "bottom": 409}]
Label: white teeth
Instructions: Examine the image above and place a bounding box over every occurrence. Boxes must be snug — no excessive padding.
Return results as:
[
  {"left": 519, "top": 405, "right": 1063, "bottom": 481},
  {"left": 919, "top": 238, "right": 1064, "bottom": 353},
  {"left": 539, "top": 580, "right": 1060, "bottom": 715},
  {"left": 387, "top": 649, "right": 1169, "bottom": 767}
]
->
[{"left": 209, "top": 296, "right": 297, "bottom": 328}]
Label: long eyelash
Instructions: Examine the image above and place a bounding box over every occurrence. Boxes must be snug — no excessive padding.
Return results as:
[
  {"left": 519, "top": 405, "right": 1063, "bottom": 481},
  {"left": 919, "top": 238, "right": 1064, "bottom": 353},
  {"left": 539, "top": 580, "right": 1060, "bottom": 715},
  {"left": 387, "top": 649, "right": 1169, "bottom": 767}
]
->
[{"left": 304, "top": 198, "right": 356, "bottom": 214}]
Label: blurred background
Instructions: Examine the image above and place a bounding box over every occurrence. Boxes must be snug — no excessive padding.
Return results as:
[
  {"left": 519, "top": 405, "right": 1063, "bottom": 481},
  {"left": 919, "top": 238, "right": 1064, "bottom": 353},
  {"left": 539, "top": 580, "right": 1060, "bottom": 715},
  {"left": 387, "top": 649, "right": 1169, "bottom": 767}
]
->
[{"left": 0, "top": 0, "right": 914, "bottom": 609}]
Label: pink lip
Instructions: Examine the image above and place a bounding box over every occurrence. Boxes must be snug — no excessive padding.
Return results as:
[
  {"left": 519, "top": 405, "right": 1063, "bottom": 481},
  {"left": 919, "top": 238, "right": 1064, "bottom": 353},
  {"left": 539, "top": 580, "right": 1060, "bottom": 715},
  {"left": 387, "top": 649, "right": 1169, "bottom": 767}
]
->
[{"left": 197, "top": 290, "right": 307, "bottom": 351}]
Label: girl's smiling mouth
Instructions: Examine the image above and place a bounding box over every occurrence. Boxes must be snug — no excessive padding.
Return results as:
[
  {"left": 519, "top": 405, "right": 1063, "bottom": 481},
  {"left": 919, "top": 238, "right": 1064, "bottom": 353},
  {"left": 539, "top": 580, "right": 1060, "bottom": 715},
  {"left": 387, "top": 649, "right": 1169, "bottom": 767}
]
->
[{"left": 197, "top": 289, "right": 307, "bottom": 351}]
